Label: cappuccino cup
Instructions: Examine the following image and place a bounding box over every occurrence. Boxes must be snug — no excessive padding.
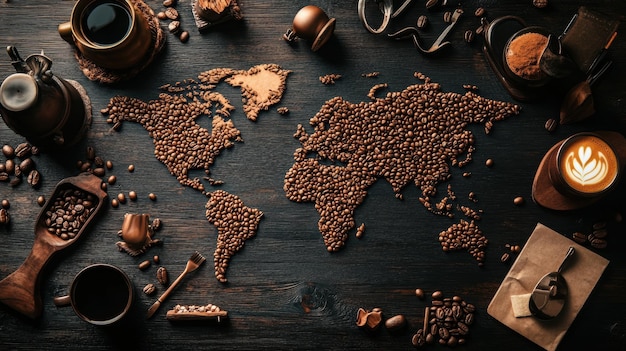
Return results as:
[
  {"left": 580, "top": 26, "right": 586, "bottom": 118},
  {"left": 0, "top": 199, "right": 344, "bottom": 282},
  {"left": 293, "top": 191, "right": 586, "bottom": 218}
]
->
[
  {"left": 58, "top": 0, "right": 152, "bottom": 70},
  {"left": 54, "top": 264, "right": 134, "bottom": 326},
  {"left": 549, "top": 132, "right": 620, "bottom": 198}
]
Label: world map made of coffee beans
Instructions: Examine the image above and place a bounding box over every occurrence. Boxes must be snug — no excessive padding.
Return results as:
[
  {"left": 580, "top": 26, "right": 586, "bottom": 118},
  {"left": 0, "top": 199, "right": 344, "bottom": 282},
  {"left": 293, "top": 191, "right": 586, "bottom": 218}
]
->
[{"left": 104, "top": 66, "right": 520, "bottom": 281}]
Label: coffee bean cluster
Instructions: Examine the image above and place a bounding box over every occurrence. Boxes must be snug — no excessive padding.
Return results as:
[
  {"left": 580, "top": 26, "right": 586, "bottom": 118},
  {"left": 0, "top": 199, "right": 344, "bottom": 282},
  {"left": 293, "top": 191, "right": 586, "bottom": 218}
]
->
[
  {"left": 157, "top": 0, "right": 190, "bottom": 43},
  {"left": 412, "top": 291, "right": 475, "bottom": 348},
  {"left": 205, "top": 190, "right": 264, "bottom": 283},
  {"left": 572, "top": 221, "right": 611, "bottom": 249},
  {"left": 0, "top": 200, "right": 9, "bottom": 226},
  {"left": 44, "top": 187, "right": 97, "bottom": 240},
  {"left": 438, "top": 220, "right": 487, "bottom": 264},
  {"left": 1, "top": 142, "right": 41, "bottom": 188},
  {"left": 285, "top": 78, "right": 519, "bottom": 252}
]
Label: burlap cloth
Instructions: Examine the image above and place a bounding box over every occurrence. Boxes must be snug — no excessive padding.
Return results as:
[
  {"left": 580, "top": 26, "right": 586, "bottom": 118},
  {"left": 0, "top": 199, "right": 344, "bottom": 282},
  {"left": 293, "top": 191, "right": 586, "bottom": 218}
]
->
[
  {"left": 487, "top": 223, "right": 609, "bottom": 351},
  {"left": 71, "top": 0, "right": 165, "bottom": 84}
]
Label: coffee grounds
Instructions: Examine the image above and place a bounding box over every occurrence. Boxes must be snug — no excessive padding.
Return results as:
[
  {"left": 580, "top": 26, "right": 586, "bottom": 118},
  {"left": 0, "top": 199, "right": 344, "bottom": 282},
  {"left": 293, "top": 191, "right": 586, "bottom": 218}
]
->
[{"left": 284, "top": 75, "right": 520, "bottom": 261}]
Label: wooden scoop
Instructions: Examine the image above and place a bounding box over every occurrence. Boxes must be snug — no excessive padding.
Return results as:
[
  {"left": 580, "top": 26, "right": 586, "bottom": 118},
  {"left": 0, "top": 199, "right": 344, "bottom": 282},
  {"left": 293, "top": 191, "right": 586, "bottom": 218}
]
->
[{"left": 0, "top": 173, "right": 107, "bottom": 319}]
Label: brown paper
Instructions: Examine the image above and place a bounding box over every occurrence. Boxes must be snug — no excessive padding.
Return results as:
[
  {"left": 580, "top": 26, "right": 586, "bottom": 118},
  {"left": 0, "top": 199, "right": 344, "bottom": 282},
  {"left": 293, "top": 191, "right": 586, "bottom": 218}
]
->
[{"left": 487, "top": 223, "right": 609, "bottom": 351}]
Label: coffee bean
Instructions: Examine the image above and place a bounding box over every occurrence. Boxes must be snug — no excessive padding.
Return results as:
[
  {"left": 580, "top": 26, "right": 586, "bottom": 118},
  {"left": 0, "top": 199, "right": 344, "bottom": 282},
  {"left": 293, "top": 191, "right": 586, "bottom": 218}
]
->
[
  {"left": 544, "top": 118, "right": 557, "bottom": 132},
  {"left": 2, "top": 144, "right": 14, "bottom": 158},
  {"left": 165, "top": 7, "right": 179, "bottom": 20},
  {"left": 500, "top": 252, "right": 510, "bottom": 263},
  {"left": 5, "top": 159, "right": 15, "bottom": 174},
  {"left": 168, "top": 20, "right": 181, "bottom": 34},
  {"left": 153, "top": 255, "right": 160, "bottom": 263},
  {"left": 464, "top": 30, "right": 475, "bottom": 43},
  {"left": 0, "top": 208, "right": 9, "bottom": 225},
  {"left": 485, "top": 158, "right": 494, "bottom": 167},
  {"left": 412, "top": 329, "right": 426, "bottom": 347},
  {"left": 443, "top": 11, "right": 452, "bottom": 23},
  {"left": 475, "top": 24, "right": 485, "bottom": 36},
  {"left": 513, "top": 196, "right": 524, "bottom": 206},
  {"left": 385, "top": 314, "right": 406, "bottom": 332},
  {"left": 37, "top": 195, "right": 46, "bottom": 206},
  {"left": 108, "top": 175, "right": 117, "bottom": 185},
  {"left": 592, "top": 229, "right": 608, "bottom": 239},
  {"left": 9, "top": 176, "right": 22, "bottom": 187},
  {"left": 592, "top": 221, "right": 607, "bottom": 230},
  {"left": 138, "top": 260, "right": 151, "bottom": 270},
  {"left": 92, "top": 167, "right": 106, "bottom": 177},
  {"left": 111, "top": 198, "right": 119, "bottom": 208},
  {"left": 128, "top": 164, "right": 135, "bottom": 172},
  {"left": 117, "top": 193, "right": 126, "bottom": 204},
  {"left": 180, "top": 31, "right": 189, "bottom": 43},
  {"left": 14, "top": 142, "right": 31, "bottom": 159},
  {"left": 1, "top": 199, "right": 8, "bottom": 209},
  {"left": 143, "top": 283, "right": 156, "bottom": 295},
  {"left": 27, "top": 169, "right": 41, "bottom": 187},
  {"left": 590, "top": 237, "right": 607, "bottom": 249},
  {"left": 432, "top": 290, "right": 443, "bottom": 300},
  {"left": 157, "top": 11, "right": 167, "bottom": 20},
  {"left": 474, "top": 7, "right": 485, "bottom": 17},
  {"left": 417, "top": 15, "right": 429, "bottom": 29},
  {"left": 0, "top": 172, "right": 8, "bottom": 182},
  {"left": 533, "top": 0, "right": 548, "bottom": 8},
  {"left": 415, "top": 288, "right": 425, "bottom": 299},
  {"left": 156, "top": 266, "right": 169, "bottom": 285},
  {"left": 106, "top": 160, "right": 113, "bottom": 169},
  {"left": 94, "top": 156, "right": 104, "bottom": 168},
  {"left": 152, "top": 218, "right": 162, "bottom": 231},
  {"left": 149, "top": 193, "right": 157, "bottom": 201},
  {"left": 163, "top": 0, "right": 175, "bottom": 6}
]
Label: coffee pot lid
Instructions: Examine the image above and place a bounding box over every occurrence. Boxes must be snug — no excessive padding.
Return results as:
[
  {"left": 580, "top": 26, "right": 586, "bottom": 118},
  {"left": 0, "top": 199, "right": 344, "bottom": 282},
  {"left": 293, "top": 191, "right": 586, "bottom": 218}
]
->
[{"left": 0, "top": 73, "right": 38, "bottom": 112}]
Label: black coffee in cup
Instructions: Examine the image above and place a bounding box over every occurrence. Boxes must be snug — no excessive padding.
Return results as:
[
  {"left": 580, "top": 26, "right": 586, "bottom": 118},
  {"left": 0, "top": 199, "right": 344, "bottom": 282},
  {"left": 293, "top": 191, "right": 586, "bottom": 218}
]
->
[
  {"left": 55, "top": 264, "right": 133, "bottom": 325},
  {"left": 81, "top": 2, "right": 132, "bottom": 46}
]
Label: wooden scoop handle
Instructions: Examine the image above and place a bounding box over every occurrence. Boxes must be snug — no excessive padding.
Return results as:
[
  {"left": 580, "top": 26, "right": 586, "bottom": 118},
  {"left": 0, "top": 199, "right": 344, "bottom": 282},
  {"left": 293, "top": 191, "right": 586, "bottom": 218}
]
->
[{"left": 0, "top": 239, "right": 57, "bottom": 319}]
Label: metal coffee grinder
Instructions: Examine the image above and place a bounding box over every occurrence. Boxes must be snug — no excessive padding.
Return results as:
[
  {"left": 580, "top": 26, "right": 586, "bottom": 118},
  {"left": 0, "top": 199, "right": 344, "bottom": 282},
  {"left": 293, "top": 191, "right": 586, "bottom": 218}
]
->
[{"left": 0, "top": 46, "right": 91, "bottom": 149}]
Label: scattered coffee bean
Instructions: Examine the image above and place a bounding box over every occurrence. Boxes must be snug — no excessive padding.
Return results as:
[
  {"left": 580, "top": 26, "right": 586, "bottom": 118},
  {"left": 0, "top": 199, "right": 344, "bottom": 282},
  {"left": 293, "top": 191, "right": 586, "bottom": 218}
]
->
[
  {"left": 163, "top": 0, "right": 175, "bottom": 6},
  {"left": 152, "top": 218, "right": 162, "bottom": 231},
  {"left": 464, "top": 29, "right": 475, "bottom": 43},
  {"left": 168, "top": 20, "right": 181, "bottom": 34},
  {"left": 129, "top": 190, "right": 138, "bottom": 201},
  {"left": 156, "top": 266, "right": 169, "bottom": 285},
  {"left": 385, "top": 314, "right": 407, "bottom": 332},
  {"left": 355, "top": 223, "right": 365, "bottom": 238},
  {"left": 572, "top": 231, "right": 587, "bottom": 244},
  {"left": 510, "top": 245, "right": 521, "bottom": 253},
  {"left": 37, "top": 195, "right": 46, "bottom": 206},
  {"left": 544, "top": 118, "right": 558, "bottom": 133},
  {"left": 27, "top": 169, "right": 41, "bottom": 187},
  {"left": 93, "top": 156, "right": 104, "bottom": 168},
  {"left": 592, "top": 228, "right": 608, "bottom": 239},
  {"left": 165, "top": 7, "right": 178, "bottom": 20},
  {"left": 92, "top": 167, "right": 105, "bottom": 177},
  {"left": 412, "top": 329, "right": 426, "bottom": 347},
  {"left": 485, "top": 158, "right": 494, "bottom": 167},
  {"left": 432, "top": 290, "right": 443, "bottom": 300},
  {"left": 14, "top": 142, "right": 31, "bottom": 159},
  {"left": 138, "top": 260, "right": 151, "bottom": 270},
  {"left": 513, "top": 196, "right": 524, "bottom": 206},
  {"left": 101, "top": 182, "right": 108, "bottom": 191},
  {"left": 157, "top": 11, "right": 167, "bottom": 19},
  {"left": 5, "top": 159, "right": 15, "bottom": 173},
  {"left": 1, "top": 199, "right": 8, "bottom": 209},
  {"left": 2, "top": 144, "right": 14, "bottom": 159},
  {"left": 474, "top": 7, "right": 485, "bottom": 17},
  {"left": 108, "top": 175, "right": 117, "bottom": 185},
  {"left": 592, "top": 221, "right": 607, "bottom": 230},
  {"left": 106, "top": 160, "right": 113, "bottom": 169},
  {"left": 86, "top": 146, "right": 96, "bottom": 160},
  {"left": 415, "top": 288, "right": 425, "bottom": 299},
  {"left": 149, "top": 193, "right": 157, "bottom": 201},
  {"left": 111, "top": 198, "right": 119, "bottom": 208},
  {"left": 475, "top": 23, "right": 485, "bottom": 36},
  {"left": 117, "top": 193, "right": 126, "bottom": 204},
  {"left": 443, "top": 11, "right": 452, "bottom": 23},
  {"left": 500, "top": 252, "right": 510, "bottom": 263},
  {"left": 0, "top": 208, "right": 9, "bottom": 225},
  {"left": 417, "top": 15, "right": 429, "bottom": 29},
  {"left": 153, "top": 255, "right": 160, "bottom": 264},
  {"left": 590, "top": 237, "right": 607, "bottom": 249},
  {"left": 143, "top": 283, "right": 156, "bottom": 295},
  {"left": 179, "top": 31, "right": 189, "bottom": 43},
  {"left": 128, "top": 164, "right": 135, "bottom": 172},
  {"left": 533, "top": 0, "right": 548, "bottom": 8}
]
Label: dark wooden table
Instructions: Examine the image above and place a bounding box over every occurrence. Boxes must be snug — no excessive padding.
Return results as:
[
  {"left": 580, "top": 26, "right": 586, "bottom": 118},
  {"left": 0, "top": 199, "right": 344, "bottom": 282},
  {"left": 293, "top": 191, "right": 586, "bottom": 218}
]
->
[{"left": 1, "top": 1, "right": 626, "bottom": 350}]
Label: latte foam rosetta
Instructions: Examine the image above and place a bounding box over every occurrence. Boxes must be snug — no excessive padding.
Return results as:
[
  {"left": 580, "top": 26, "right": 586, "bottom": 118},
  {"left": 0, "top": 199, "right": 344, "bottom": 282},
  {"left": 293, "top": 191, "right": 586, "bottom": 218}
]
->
[{"left": 559, "top": 135, "right": 618, "bottom": 194}]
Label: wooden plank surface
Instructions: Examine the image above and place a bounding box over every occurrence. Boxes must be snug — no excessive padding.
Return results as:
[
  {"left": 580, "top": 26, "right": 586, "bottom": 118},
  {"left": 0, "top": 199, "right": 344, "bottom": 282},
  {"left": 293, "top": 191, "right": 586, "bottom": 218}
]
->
[{"left": 0, "top": 1, "right": 625, "bottom": 350}]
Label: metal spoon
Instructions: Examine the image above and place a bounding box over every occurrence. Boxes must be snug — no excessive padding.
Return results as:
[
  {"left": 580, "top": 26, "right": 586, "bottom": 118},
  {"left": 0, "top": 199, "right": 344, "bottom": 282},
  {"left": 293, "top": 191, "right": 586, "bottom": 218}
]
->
[{"left": 529, "top": 246, "right": 575, "bottom": 320}]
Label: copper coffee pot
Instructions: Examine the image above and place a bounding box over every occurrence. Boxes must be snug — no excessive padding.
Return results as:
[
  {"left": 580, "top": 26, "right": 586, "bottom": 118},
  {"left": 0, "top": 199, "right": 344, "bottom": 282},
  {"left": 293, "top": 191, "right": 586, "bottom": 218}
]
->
[{"left": 0, "top": 46, "right": 91, "bottom": 149}]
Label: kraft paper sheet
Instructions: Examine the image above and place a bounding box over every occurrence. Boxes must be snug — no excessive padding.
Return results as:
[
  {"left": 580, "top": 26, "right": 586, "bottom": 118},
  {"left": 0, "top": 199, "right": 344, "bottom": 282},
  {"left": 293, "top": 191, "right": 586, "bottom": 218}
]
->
[{"left": 487, "top": 223, "right": 609, "bottom": 351}]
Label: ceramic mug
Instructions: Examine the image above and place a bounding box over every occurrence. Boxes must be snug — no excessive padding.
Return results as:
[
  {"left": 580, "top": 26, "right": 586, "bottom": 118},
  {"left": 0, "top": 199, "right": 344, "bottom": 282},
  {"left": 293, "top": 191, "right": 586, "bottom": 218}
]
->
[
  {"left": 58, "top": 0, "right": 152, "bottom": 70},
  {"left": 548, "top": 132, "right": 621, "bottom": 198},
  {"left": 54, "top": 264, "right": 134, "bottom": 326}
]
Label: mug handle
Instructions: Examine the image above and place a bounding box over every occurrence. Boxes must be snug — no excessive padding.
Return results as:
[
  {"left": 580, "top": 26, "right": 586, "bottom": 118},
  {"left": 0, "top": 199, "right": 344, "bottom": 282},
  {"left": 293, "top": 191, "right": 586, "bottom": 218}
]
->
[
  {"left": 53, "top": 295, "right": 72, "bottom": 307},
  {"left": 58, "top": 22, "right": 73, "bottom": 43}
]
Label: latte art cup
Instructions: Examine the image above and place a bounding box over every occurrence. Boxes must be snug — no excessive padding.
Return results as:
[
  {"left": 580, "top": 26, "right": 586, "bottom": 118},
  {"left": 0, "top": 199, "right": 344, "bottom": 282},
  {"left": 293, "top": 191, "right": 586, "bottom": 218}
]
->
[
  {"left": 58, "top": 0, "right": 152, "bottom": 70},
  {"left": 549, "top": 133, "right": 620, "bottom": 198}
]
